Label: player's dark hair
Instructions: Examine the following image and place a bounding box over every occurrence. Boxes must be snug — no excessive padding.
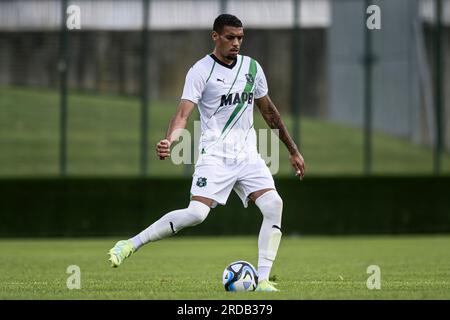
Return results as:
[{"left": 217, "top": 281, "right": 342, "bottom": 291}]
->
[{"left": 213, "top": 14, "right": 243, "bottom": 34}]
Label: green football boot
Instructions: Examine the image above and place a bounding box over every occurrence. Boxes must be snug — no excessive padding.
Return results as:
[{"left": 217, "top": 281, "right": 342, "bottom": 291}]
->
[
  {"left": 255, "top": 279, "right": 280, "bottom": 292},
  {"left": 108, "top": 240, "right": 135, "bottom": 268}
]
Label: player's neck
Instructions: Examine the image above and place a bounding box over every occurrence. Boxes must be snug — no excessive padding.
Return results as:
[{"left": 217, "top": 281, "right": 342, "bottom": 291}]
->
[{"left": 211, "top": 49, "right": 236, "bottom": 65}]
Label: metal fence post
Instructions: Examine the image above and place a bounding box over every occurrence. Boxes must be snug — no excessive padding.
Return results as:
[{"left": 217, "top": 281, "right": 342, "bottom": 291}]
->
[
  {"left": 140, "top": 0, "right": 150, "bottom": 176},
  {"left": 433, "top": 0, "right": 443, "bottom": 175},
  {"left": 59, "top": 0, "right": 69, "bottom": 176},
  {"left": 363, "top": 0, "right": 374, "bottom": 175},
  {"left": 220, "top": 0, "right": 227, "bottom": 13},
  {"left": 291, "top": 0, "right": 301, "bottom": 146}
]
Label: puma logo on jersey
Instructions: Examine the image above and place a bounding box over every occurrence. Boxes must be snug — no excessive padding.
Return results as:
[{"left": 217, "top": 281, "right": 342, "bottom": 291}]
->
[
  {"left": 216, "top": 78, "right": 226, "bottom": 84},
  {"left": 220, "top": 92, "right": 254, "bottom": 107}
]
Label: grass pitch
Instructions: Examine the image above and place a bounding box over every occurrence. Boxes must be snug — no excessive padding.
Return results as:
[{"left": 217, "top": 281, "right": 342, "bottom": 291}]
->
[{"left": 0, "top": 236, "right": 449, "bottom": 299}]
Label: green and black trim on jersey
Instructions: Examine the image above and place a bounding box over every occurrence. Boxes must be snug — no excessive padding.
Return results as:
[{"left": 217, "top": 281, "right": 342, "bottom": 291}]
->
[
  {"left": 220, "top": 58, "right": 257, "bottom": 137},
  {"left": 210, "top": 55, "right": 245, "bottom": 117}
]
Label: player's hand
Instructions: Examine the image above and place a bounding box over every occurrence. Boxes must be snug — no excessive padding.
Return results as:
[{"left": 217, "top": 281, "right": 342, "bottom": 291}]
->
[
  {"left": 290, "top": 151, "right": 305, "bottom": 180},
  {"left": 156, "top": 139, "right": 171, "bottom": 160}
]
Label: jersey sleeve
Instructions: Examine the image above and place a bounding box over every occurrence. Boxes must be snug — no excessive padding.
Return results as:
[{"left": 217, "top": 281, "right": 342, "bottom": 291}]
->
[
  {"left": 254, "top": 61, "right": 268, "bottom": 99},
  {"left": 181, "top": 65, "right": 206, "bottom": 104}
]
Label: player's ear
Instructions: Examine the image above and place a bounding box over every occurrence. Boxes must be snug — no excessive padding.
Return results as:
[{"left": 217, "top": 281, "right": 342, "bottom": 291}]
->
[{"left": 212, "top": 31, "right": 219, "bottom": 42}]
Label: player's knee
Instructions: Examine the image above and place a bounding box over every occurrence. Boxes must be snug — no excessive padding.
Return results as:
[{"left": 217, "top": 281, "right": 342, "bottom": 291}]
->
[
  {"left": 270, "top": 193, "right": 283, "bottom": 224},
  {"left": 264, "top": 190, "right": 283, "bottom": 213},
  {"left": 187, "top": 200, "right": 210, "bottom": 226},
  {"left": 188, "top": 211, "right": 208, "bottom": 226},
  {"left": 256, "top": 190, "right": 283, "bottom": 223},
  {"left": 271, "top": 192, "right": 283, "bottom": 213}
]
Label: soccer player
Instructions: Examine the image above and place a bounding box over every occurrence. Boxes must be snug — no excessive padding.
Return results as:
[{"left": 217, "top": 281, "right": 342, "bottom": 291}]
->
[{"left": 108, "top": 14, "right": 305, "bottom": 292}]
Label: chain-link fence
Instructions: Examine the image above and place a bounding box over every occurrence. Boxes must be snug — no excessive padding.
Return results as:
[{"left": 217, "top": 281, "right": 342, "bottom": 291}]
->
[{"left": 0, "top": 0, "right": 449, "bottom": 177}]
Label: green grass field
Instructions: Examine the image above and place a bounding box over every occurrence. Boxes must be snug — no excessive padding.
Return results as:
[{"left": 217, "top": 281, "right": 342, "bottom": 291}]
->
[
  {"left": 1, "top": 86, "right": 449, "bottom": 176},
  {"left": 1, "top": 236, "right": 449, "bottom": 299}
]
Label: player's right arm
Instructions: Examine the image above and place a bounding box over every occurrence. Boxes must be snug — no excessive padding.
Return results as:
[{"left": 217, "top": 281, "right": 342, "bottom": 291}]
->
[{"left": 156, "top": 99, "right": 195, "bottom": 160}]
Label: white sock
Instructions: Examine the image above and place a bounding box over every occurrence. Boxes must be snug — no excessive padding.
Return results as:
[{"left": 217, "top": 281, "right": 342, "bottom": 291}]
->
[
  {"left": 258, "top": 266, "right": 271, "bottom": 281},
  {"left": 131, "top": 200, "right": 210, "bottom": 250},
  {"left": 130, "top": 235, "right": 143, "bottom": 250},
  {"left": 255, "top": 190, "right": 283, "bottom": 281}
]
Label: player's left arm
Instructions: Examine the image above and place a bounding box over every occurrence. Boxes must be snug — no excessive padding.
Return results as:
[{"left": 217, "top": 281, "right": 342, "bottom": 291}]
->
[{"left": 255, "top": 95, "right": 305, "bottom": 179}]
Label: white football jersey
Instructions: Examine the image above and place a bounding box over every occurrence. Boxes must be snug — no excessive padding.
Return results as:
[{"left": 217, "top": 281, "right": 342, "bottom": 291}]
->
[{"left": 181, "top": 54, "right": 268, "bottom": 159}]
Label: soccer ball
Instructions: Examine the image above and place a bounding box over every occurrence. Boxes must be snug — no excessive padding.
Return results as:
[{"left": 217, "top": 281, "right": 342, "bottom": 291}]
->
[{"left": 222, "top": 260, "right": 258, "bottom": 292}]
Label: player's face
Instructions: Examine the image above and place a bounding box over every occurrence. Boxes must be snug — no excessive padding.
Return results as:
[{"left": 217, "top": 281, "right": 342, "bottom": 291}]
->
[{"left": 213, "top": 26, "right": 244, "bottom": 61}]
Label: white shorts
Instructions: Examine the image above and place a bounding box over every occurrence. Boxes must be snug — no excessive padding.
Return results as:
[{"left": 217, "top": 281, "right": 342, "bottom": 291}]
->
[{"left": 190, "top": 154, "right": 276, "bottom": 208}]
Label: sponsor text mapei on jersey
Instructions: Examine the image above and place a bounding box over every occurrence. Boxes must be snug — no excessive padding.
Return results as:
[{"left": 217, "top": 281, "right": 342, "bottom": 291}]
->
[{"left": 220, "top": 92, "right": 254, "bottom": 107}]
